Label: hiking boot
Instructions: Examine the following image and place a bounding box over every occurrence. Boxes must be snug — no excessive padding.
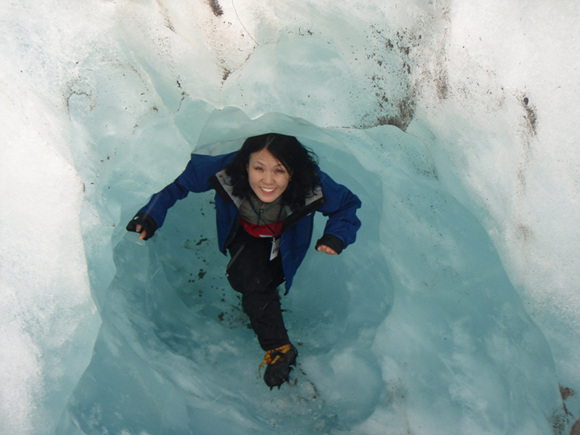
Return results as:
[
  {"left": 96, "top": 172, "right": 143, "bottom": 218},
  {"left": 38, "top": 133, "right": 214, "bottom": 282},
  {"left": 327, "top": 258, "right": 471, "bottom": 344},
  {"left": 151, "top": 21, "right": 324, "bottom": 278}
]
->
[{"left": 259, "top": 344, "right": 298, "bottom": 389}]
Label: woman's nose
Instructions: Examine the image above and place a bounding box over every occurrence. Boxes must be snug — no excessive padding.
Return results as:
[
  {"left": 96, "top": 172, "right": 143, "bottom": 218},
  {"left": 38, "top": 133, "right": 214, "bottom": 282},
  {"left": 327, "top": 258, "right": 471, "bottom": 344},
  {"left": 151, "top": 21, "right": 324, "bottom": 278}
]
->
[{"left": 263, "top": 170, "right": 274, "bottom": 184}]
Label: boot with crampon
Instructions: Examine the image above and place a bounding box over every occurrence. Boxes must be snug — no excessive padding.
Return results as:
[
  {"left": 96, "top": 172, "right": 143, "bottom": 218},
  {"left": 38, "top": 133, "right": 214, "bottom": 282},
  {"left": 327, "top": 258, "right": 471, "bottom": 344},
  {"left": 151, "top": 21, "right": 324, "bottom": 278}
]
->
[{"left": 259, "top": 344, "right": 298, "bottom": 389}]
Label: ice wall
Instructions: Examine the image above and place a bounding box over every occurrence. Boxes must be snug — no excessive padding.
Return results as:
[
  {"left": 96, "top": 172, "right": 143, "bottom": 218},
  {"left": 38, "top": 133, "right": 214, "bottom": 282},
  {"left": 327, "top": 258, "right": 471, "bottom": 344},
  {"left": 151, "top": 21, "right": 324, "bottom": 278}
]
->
[{"left": 1, "top": 0, "right": 579, "bottom": 434}]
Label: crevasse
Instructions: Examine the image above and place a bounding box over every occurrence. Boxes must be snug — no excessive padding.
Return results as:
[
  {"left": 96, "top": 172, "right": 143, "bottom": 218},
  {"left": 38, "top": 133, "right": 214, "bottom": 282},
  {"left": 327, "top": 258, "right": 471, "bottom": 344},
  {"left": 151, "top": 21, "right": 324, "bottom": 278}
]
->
[{"left": 1, "top": 1, "right": 579, "bottom": 434}]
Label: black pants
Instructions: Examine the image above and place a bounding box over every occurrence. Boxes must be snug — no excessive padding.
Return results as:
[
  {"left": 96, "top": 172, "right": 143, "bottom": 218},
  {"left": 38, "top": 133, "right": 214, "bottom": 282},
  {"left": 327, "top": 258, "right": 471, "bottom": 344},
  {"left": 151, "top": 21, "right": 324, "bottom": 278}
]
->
[{"left": 226, "top": 228, "right": 289, "bottom": 351}]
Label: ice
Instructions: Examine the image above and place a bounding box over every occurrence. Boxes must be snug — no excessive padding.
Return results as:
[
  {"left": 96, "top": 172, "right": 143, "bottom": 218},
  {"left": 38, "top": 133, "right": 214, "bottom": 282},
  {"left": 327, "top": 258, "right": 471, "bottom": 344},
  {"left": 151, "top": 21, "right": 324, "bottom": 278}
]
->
[{"left": 1, "top": 0, "right": 579, "bottom": 434}]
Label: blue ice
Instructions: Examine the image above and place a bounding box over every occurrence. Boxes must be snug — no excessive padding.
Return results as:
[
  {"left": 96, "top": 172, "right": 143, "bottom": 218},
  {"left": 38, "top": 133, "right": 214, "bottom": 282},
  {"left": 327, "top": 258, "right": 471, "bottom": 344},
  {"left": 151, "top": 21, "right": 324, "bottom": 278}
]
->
[{"left": 58, "top": 104, "right": 562, "bottom": 433}]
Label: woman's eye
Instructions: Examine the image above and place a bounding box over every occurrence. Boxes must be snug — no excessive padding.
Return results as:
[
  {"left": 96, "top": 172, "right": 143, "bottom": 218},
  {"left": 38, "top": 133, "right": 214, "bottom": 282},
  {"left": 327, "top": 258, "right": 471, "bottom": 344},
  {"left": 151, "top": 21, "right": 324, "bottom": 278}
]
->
[
  {"left": 275, "top": 169, "right": 286, "bottom": 174},
  {"left": 254, "top": 166, "right": 264, "bottom": 172}
]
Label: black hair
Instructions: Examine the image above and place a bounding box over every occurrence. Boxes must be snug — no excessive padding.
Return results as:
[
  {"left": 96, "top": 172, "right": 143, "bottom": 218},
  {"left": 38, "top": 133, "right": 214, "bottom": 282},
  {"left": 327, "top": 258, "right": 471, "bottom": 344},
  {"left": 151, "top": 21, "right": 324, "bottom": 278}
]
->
[{"left": 224, "top": 133, "right": 320, "bottom": 210}]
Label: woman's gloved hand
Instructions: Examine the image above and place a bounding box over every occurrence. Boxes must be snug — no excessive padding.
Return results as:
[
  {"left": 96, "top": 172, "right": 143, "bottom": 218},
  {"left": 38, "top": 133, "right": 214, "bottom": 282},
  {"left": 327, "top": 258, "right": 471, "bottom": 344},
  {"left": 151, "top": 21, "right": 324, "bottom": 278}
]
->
[
  {"left": 315, "top": 234, "right": 344, "bottom": 255},
  {"left": 126, "top": 212, "right": 158, "bottom": 240}
]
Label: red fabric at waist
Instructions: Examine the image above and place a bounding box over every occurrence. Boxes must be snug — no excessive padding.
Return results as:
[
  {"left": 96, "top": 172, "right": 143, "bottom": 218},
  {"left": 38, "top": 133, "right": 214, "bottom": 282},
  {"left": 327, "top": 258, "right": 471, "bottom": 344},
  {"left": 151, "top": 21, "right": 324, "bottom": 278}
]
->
[{"left": 240, "top": 218, "right": 284, "bottom": 238}]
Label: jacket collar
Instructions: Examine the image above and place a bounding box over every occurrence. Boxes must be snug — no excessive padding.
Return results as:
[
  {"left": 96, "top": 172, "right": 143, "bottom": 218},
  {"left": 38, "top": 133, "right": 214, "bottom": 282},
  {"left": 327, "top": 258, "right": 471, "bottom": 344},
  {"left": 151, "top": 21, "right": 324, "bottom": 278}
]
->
[{"left": 209, "top": 169, "right": 325, "bottom": 229}]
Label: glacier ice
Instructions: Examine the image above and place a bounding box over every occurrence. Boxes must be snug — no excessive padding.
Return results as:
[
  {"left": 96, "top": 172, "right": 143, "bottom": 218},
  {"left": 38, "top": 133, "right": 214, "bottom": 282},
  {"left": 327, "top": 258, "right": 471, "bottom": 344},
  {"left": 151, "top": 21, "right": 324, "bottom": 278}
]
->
[{"left": 1, "top": 0, "right": 579, "bottom": 434}]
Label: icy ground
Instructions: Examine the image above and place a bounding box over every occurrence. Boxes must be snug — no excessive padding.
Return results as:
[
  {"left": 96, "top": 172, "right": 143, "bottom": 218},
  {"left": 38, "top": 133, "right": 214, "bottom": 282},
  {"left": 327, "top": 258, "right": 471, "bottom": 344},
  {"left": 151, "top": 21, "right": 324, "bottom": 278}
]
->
[{"left": 1, "top": 0, "right": 579, "bottom": 434}]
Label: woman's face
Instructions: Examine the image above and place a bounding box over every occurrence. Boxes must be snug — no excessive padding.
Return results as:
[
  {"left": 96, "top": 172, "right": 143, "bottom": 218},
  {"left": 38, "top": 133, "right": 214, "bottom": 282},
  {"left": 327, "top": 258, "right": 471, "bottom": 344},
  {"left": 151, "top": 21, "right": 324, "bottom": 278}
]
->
[{"left": 246, "top": 148, "right": 291, "bottom": 203}]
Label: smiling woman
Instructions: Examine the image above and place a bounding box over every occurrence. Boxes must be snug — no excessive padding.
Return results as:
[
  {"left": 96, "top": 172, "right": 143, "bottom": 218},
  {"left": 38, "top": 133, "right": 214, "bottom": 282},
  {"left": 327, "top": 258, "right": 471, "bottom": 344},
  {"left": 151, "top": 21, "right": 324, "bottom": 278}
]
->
[{"left": 126, "top": 133, "right": 362, "bottom": 388}]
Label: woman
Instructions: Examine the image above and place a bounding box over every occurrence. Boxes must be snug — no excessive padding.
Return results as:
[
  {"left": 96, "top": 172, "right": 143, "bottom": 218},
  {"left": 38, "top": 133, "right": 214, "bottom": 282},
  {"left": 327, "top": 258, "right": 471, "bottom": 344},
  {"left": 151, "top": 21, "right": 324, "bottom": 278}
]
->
[{"left": 127, "top": 133, "right": 361, "bottom": 389}]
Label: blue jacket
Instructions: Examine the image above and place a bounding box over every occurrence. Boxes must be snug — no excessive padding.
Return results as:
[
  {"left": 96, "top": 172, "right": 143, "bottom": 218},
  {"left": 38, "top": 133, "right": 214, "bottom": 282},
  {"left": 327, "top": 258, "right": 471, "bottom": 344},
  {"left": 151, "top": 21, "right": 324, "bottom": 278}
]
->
[{"left": 139, "top": 151, "right": 361, "bottom": 292}]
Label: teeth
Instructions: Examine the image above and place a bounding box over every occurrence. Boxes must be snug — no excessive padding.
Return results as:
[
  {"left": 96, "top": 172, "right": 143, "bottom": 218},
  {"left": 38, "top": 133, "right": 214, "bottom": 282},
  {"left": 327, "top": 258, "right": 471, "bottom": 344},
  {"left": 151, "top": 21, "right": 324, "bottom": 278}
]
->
[{"left": 262, "top": 188, "right": 275, "bottom": 192}]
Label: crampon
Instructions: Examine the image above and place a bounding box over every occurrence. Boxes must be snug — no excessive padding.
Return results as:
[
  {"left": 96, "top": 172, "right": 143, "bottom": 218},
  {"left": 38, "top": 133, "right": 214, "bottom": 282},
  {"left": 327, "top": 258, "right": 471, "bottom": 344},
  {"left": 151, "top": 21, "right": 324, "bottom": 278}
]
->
[{"left": 259, "top": 344, "right": 298, "bottom": 389}]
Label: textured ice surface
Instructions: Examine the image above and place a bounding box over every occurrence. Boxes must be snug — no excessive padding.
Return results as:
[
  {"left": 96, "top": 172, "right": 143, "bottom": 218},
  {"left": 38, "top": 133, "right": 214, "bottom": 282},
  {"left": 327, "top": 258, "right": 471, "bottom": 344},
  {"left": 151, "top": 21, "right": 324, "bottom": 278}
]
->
[{"left": 1, "top": 0, "right": 579, "bottom": 434}]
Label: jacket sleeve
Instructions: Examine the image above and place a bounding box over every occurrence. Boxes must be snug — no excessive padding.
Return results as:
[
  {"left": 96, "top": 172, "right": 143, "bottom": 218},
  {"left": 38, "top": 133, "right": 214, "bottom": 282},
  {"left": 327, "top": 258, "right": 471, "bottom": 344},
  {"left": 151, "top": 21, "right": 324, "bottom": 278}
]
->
[
  {"left": 316, "top": 170, "right": 362, "bottom": 249},
  {"left": 138, "top": 152, "right": 237, "bottom": 228}
]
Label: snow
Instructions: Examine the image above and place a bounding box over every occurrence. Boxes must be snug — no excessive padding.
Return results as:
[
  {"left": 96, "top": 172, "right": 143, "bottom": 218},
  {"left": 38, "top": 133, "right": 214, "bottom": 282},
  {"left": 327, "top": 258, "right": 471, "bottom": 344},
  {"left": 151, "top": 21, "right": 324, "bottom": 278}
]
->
[{"left": 1, "top": 0, "right": 579, "bottom": 433}]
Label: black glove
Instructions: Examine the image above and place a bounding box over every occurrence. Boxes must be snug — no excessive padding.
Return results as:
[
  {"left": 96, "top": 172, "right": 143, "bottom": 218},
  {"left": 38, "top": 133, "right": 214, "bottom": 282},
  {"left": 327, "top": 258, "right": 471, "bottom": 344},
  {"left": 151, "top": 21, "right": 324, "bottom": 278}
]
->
[
  {"left": 126, "top": 212, "right": 158, "bottom": 240},
  {"left": 315, "top": 234, "right": 345, "bottom": 254}
]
